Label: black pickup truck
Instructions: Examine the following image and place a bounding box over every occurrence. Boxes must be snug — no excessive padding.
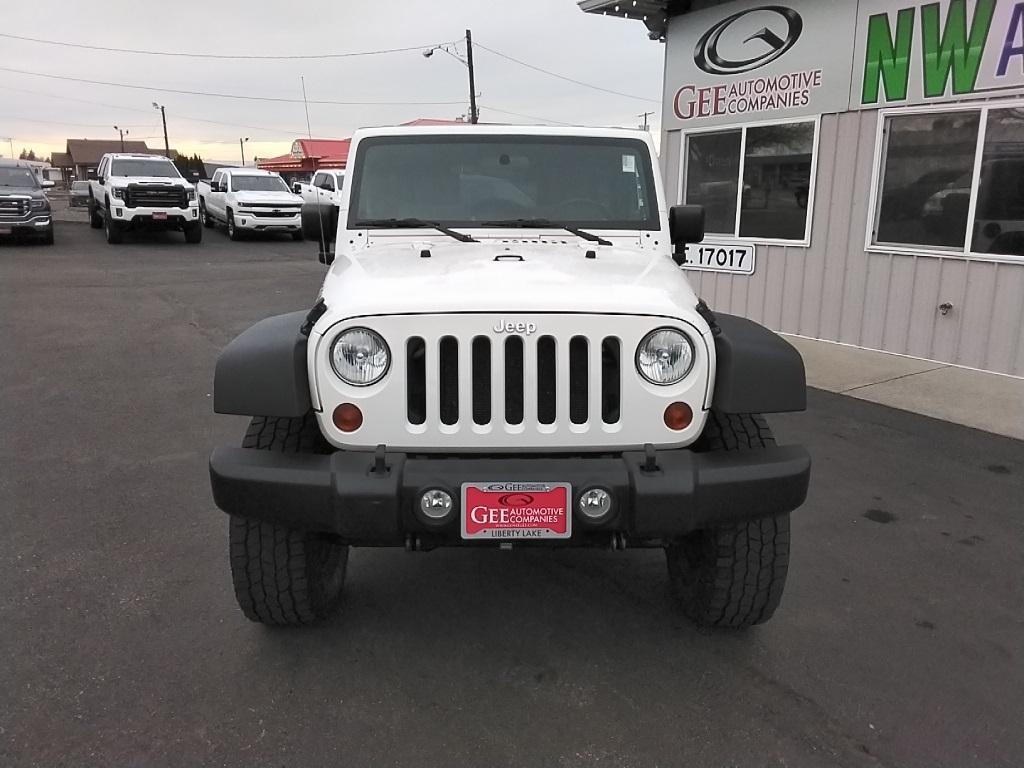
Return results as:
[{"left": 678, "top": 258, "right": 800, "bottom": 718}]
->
[{"left": 0, "top": 160, "right": 55, "bottom": 245}]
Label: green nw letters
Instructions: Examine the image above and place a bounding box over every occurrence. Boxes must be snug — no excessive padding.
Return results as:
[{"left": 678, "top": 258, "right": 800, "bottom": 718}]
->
[{"left": 862, "top": 0, "right": 997, "bottom": 104}]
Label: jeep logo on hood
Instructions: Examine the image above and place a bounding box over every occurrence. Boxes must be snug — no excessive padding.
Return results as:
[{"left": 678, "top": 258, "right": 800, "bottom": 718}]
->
[{"left": 694, "top": 5, "right": 803, "bottom": 75}]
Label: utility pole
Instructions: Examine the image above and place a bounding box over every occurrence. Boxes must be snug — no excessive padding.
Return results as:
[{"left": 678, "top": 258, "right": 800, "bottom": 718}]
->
[
  {"left": 465, "top": 29, "right": 478, "bottom": 124},
  {"left": 153, "top": 103, "right": 169, "bottom": 156},
  {"left": 638, "top": 111, "right": 654, "bottom": 130},
  {"left": 114, "top": 125, "right": 128, "bottom": 151},
  {"left": 240, "top": 137, "right": 249, "bottom": 166}
]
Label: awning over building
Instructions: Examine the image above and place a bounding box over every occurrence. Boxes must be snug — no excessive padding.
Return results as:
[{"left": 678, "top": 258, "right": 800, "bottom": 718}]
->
[{"left": 578, "top": 0, "right": 669, "bottom": 37}]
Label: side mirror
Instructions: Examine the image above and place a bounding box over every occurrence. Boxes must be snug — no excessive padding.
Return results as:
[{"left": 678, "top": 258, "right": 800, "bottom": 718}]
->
[
  {"left": 292, "top": 182, "right": 302, "bottom": 194},
  {"left": 97, "top": 178, "right": 105, "bottom": 186},
  {"left": 669, "top": 204, "right": 704, "bottom": 246},
  {"left": 42, "top": 180, "right": 55, "bottom": 189}
]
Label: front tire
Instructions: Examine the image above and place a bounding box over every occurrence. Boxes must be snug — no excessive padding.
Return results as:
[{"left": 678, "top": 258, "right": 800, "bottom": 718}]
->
[
  {"left": 41, "top": 227, "right": 55, "bottom": 245},
  {"left": 228, "top": 414, "right": 348, "bottom": 626},
  {"left": 183, "top": 221, "right": 203, "bottom": 244},
  {"left": 227, "top": 210, "right": 243, "bottom": 241},
  {"left": 200, "top": 199, "right": 214, "bottom": 228},
  {"left": 666, "top": 411, "right": 790, "bottom": 628},
  {"left": 88, "top": 197, "right": 102, "bottom": 228},
  {"left": 103, "top": 209, "right": 123, "bottom": 244},
  {"left": 291, "top": 230, "right": 304, "bottom": 242}
]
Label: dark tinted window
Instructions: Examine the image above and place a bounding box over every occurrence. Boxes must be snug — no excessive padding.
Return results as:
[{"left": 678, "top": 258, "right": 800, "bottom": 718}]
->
[
  {"left": 350, "top": 136, "right": 658, "bottom": 230},
  {"left": 0, "top": 167, "right": 39, "bottom": 187},
  {"left": 874, "top": 112, "right": 979, "bottom": 249},
  {"left": 685, "top": 130, "right": 741, "bottom": 235},
  {"left": 110, "top": 159, "right": 181, "bottom": 178}
]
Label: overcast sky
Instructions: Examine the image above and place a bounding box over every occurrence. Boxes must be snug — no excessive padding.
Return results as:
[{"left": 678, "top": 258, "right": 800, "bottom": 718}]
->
[{"left": 0, "top": 0, "right": 664, "bottom": 163}]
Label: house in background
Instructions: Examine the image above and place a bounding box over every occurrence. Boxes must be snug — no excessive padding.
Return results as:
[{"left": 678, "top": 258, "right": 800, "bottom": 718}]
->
[{"left": 51, "top": 139, "right": 179, "bottom": 181}]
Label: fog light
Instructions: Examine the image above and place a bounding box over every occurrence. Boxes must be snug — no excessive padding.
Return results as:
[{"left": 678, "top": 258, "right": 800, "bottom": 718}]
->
[
  {"left": 578, "top": 488, "right": 612, "bottom": 520},
  {"left": 664, "top": 402, "right": 693, "bottom": 431},
  {"left": 420, "top": 489, "right": 454, "bottom": 521},
  {"left": 332, "top": 403, "right": 363, "bottom": 432}
]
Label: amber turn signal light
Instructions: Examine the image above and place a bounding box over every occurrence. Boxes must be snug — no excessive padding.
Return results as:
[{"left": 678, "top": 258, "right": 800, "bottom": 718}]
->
[
  {"left": 663, "top": 402, "right": 693, "bottom": 431},
  {"left": 333, "top": 403, "right": 363, "bottom": 432}
]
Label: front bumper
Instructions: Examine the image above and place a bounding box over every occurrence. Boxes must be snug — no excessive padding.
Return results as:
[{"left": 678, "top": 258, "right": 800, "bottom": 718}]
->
[
  {"left": 209, "top": 445, "right": 811, "bottom": 546},
  {"left": 111, "top": 204, "right": 199, "bottom": 227},
  {"left": 0, "top": 214, "right": 52, "bottom": 235},
  {"left": 234, "top": 212, "right": 301, "bottom": 231}
]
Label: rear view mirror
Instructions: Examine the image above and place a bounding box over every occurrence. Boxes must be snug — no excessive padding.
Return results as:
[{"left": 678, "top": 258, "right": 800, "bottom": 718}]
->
[{"left": 669, "top": 205, "right": 704, "bottom": 246}]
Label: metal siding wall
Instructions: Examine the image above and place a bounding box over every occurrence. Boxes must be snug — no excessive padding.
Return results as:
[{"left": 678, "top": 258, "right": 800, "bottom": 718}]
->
[{"left": 666, "top": 112, "right": 1024, "bottom": 376}]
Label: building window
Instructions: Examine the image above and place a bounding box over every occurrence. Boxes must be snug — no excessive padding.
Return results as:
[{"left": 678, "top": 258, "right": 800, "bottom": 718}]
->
[
  {"left": 871, "top": 104, "right": 1024, "bottom": 260},
  {"left": 683, "top": 119, "right": 817, "bottom": 244}
]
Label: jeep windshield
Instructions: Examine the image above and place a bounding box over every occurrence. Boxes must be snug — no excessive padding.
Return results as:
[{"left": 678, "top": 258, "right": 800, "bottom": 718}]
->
[
  {"left": 232, "top": 175, "right": 290, "bottom": 192},
  {"left": 0, "top": 167, "right": 40, "bottom": 188},
  {"left": 349, "top": 135, "right": 659, "bottom": 231},
  {"left": 110, "top": 159, "right": 181, "bottom": 178}
]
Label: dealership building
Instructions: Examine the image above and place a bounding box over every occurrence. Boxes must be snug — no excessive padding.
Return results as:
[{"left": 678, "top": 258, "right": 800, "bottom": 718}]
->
[{"left": 582, "top": 0, "right": 1024, "bottom": 376}]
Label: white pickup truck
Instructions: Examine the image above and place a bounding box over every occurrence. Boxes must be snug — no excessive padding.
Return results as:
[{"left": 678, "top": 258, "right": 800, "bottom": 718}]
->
[
  {"left": 197, "top": 168, "right": 303, "bottom": 241},
  {"left": 88, "top": 153, "right": 201, "bottom": 244},
  {"left": 294, "top": 169, "right": 345, "bottom": 207}
]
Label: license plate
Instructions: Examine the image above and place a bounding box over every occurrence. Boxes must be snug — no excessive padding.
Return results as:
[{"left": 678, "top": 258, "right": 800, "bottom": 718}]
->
[
  {"left": 461, "top": 482, "right": 572, "bottom": 540},
  {"left": 679, "top": 241, "right": 756, "bottom": 275},
  {"left": 152, "top": 212, "right": 168, "bottom": 221},
  {"left": 0, "top": 226, "right": 11, "bottom": 235}
]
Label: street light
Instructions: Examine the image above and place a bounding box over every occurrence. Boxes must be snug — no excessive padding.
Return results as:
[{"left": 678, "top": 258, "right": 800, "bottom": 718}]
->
[
  {"left": 423, "top": 30, "right": 478, "bottom": 124},
  {"left": 152, "top": 103, "right": 170, "bottom": 157},
  {"left": 114, "top": 125, "right": 128, "bottom": 151},
  {"left": 240, "top": 137, "right": 249, "bottom": 166}
]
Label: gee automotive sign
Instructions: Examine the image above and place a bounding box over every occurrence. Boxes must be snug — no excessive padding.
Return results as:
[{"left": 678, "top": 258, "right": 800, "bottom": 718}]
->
[
  {"left": 663, "top": 0, "right": 858, "bottom": 129},
  {"left": 853, "top": 0, "right": 1024, "bottom": 107}
]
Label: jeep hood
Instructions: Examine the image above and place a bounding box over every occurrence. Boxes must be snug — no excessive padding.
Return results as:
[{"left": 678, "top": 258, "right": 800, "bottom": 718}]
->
[{"left": 315, "top": 239, "right": 703, "bottom": 329}]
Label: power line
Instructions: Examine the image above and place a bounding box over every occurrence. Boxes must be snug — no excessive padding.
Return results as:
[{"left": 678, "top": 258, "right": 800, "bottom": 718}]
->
[
  {"left": 1, "top": 114, "right": 153, "bottom": 128},
  {"left": 0, "top": 32, "right": 460, "bottom": 61},
  {"left": 0, "top": 85, "right": 309, "bottom": 136},
  {"left": 473, "top": 41, "right": 659, "bottom": 103},
  {"left": 0, "top": 66, "right": 468, "bottom": 106},
  {"left": 478, "top": 104, "right": 577, "bottom": 127}
]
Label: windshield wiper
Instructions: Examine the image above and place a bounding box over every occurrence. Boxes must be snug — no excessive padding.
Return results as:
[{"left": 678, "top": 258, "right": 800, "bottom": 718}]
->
[
  {"left": 354, "top": 217, "right": 478, "bottom": 243},
  {"left": 480, "top": 218, "right": 612, "bottom": 246}
]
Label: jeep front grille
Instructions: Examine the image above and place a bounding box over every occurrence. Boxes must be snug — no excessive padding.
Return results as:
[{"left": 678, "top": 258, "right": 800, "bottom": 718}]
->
[{"left": 405, "top": 333, "right": 621, "bottom": 430}]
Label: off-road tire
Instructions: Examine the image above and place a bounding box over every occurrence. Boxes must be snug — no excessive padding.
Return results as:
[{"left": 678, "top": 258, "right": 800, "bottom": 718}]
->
[
  {"left": 41, "top": 228, "right": 55, "bottom": 245},
  {"left": 200, "top": 199, "right": 215, "bottom": 228},
  {"left": 666, "top": 411, "right": 790, "bottom": 628},
  {"left": 103, "top": 208, "right": 123, "bottom": 244},
  {"left": 183, "top": 221, "right": 203, "bottom": 244},
  {"left": 228, "top": 414, "right": 348, "bottom": 626},
  {"left": 88, "top": 197, "right": 103, "bottom": 228}
]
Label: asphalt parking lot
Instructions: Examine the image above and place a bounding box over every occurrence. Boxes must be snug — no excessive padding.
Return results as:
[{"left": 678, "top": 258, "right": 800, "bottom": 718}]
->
[{"left": 2, "top": 223, "right": 1022, "bottom": 768}]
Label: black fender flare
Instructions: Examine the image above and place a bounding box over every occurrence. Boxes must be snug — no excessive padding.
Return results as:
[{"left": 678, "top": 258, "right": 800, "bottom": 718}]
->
[
  {"left": 711, "top": 313, "right": 806, "bottom": 414},
  {"left": 214, "top": 311, "right": 312, "bottom": 418}
]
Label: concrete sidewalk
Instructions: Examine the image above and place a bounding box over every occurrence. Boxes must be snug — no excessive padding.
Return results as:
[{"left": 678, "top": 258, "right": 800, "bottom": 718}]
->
[{"left": 784, "top": 335, "right": 1024, "bottom": 440}]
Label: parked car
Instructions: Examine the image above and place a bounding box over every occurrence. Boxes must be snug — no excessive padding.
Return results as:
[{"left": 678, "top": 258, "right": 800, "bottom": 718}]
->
[
  {"left": 87, "top": 153, "right": 201, "bottom": 244},
  {"left": 0, "top": 159, "right": 55, "bottom": 244},
  {"left": 197, "top": 168, "right": 303, "bottom": 240},
  {"left": 209, "top": 125, "right": 811, "bottom": 629},
  {"left": 294, "top": 169, "right": 345, "bottom": 207},
  {"left": 70, "top": 181, "right": 90, "bottom": 208}
]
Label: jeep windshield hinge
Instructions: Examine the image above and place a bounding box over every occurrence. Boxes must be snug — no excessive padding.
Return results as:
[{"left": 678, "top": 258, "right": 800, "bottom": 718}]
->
[
  {"left": 371, "top": 444, "right": 390, "bottom": 476},
  {"left": 300, "top": 299, "right": 327, "bottom": 337}
]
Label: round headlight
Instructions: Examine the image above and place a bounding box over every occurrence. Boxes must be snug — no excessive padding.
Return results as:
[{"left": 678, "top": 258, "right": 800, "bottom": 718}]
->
[
  {"left": 636, "top": 328, "right": 695, "bottom": 385},
  {"left": 330, "top": 328, "right": 390, "bottom": 386}
]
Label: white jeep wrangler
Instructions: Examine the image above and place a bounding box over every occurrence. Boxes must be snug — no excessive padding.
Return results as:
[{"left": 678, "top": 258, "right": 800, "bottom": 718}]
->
[{"left": 210, "top": 126, "right": 810, "bottom": 628}]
